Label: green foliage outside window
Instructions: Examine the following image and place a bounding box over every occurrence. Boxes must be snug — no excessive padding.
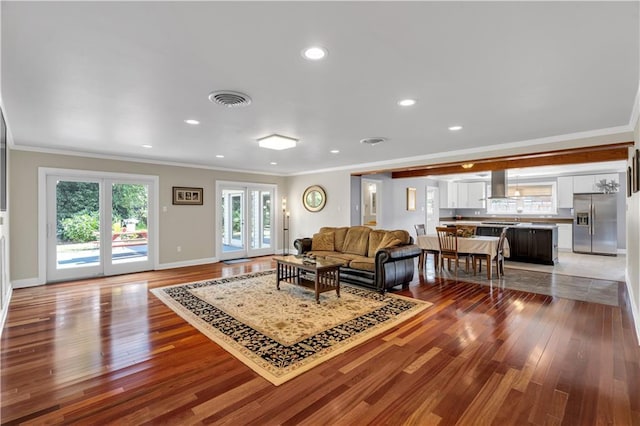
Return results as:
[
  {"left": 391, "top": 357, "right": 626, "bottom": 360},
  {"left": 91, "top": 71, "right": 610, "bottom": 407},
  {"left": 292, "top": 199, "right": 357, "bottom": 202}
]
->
[{"left": 56, "top": 181, "right": 148, "bottom": 243}]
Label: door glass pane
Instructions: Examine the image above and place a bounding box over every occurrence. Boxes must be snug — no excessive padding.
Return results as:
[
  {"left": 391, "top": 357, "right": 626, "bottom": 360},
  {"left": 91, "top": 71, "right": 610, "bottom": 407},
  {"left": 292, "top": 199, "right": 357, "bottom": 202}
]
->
[
  {"left": 222, "top": 190, "right": 244, "bottom": 253},
  {"left": 111, "top": 183, "right": 149, "bottom": 264},
  {"left": 261, "top": 191, "right": 271, "bottom": 249},
  {"left": 249, "top": 190, "right": 271, "bottom": 250},
  {"left": 55, "top": 180, "right": 100, "bottom": 269}
]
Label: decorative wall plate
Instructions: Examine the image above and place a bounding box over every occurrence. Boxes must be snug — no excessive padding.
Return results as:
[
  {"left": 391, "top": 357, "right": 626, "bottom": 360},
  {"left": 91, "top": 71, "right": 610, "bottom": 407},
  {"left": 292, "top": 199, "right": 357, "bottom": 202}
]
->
[{"left": 303, "top": 185, "right": 326, "bottom": 212}]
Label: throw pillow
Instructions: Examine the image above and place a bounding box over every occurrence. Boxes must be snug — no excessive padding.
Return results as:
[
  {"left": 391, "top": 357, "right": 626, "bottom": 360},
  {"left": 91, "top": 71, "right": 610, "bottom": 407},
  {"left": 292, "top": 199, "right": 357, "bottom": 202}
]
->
[
  {"left": 376, "top": 233, "right": 402, "bottom": 252},
  {"left": 311, "top": 232, "right": 335, "bottom": 251},
  {"left": 342, "top": 226, "right": 371, "bottom": 256}
]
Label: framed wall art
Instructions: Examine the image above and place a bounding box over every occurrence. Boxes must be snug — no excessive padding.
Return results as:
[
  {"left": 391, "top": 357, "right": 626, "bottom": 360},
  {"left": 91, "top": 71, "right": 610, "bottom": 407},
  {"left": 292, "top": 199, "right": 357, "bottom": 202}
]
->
[
  {"left": 172, "top": 186, "right": 203, "bottom": 205},
  {"left": 406, "top": 187, "right": 416, "bottom": 211},
  {"left": 628, "top": 166, "right": 632, "bottom": 197},
  {"left": 302, "top": 185, "right": 326, "bottom": 212},
  {"left": 635, "top": 149, "right": 640, "bottom": 193}
]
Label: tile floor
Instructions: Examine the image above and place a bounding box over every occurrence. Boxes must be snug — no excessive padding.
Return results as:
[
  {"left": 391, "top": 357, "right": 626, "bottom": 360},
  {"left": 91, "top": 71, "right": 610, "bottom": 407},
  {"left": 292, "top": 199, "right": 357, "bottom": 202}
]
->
[{"left": 421, "top": 249, "right": 625, "bottom": 306}]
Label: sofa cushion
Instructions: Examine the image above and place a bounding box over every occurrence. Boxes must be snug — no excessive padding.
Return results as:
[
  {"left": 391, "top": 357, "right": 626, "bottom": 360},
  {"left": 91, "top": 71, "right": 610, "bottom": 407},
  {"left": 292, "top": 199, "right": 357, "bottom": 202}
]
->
[
  {"left": 377, "top": 233, "right": 402, "bottom": 251},
  {"left": 325, "top": 253, "right": 359, "bottom": 264},
  {"left": 342, "top": 226, "right": 371, "bottom": 256},
  {"left": 348, "top": 256, "right": 375, "bottom": 272},
  {"left": 319, "top": 227, "right": 349, "bottom": 252},
  {"left": 388, "top": 229, "right": 411, "bottom": 244},
  {"left": 311, "top": 232, "right": 334, "bottom": 251},
  {"left": 367, "top": 230, "right": 387, "bottom": 257},
  {"left": 307, "top": 250, "right": 337, "bottom": 259}
]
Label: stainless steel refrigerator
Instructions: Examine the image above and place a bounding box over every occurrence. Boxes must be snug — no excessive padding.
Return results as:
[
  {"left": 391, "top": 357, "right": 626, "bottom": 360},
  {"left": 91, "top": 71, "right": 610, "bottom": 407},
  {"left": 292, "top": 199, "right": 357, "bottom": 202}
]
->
[{"left": 573, "top": 193, "right": 617, "bottom": 255}]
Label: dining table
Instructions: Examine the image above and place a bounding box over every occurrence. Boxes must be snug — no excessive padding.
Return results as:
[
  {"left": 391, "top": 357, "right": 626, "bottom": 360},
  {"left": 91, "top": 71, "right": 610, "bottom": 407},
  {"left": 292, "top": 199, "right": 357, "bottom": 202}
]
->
[{"left": 416, "top": 234, "right": 510, "bottom": 279}]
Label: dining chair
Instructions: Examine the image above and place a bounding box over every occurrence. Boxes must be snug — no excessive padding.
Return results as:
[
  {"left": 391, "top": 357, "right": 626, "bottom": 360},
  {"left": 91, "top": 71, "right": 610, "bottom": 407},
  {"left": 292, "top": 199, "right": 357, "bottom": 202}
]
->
[
  {"left": 474, "top": 227, "right": 507, "bottom": 278},
  {"left": 414, "top": 224, "right": 439, "bottom": 272},
  {"left": 435, "top": 226, "right": 471, "bottom": 276}
]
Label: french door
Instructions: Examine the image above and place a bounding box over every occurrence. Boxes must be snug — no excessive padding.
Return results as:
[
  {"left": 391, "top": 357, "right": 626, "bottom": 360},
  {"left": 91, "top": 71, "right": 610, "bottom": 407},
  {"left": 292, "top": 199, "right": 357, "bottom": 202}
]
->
[
  {"left": 425, "top": 186, "right": 440, "bottom": 234},
  {"left": 217, "top": 182, "right": 275, "bottom": 260},
  {"left": 43, "top": 170, "right": 156, "bottom": 282}
]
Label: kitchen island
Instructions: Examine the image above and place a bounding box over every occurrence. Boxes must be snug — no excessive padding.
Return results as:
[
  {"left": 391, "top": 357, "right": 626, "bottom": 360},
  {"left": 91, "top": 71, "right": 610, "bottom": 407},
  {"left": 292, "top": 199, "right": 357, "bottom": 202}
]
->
[{"left": 441, "top": 221, "right": 558, "bottom": 265}]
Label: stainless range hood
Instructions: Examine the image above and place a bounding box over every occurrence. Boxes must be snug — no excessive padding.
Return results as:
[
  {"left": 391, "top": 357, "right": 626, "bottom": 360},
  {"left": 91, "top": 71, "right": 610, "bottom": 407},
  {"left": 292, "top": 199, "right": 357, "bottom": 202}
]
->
[{"left": 488, "top": 170, "right": 508, "bottom": 199}]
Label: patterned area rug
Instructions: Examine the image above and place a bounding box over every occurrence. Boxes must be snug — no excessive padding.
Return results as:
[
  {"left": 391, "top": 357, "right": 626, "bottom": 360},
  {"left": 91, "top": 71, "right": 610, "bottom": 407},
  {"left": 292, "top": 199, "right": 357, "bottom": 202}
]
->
[{"left": 151, "top": 270, "right": 432, "bottom": 385}]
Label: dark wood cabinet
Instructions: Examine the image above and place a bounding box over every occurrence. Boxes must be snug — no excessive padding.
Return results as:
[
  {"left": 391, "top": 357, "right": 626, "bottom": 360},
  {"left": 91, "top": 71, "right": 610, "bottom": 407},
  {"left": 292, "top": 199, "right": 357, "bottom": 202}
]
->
[{"left": 506, "top": 227, "right": 557, "bottom": 265}]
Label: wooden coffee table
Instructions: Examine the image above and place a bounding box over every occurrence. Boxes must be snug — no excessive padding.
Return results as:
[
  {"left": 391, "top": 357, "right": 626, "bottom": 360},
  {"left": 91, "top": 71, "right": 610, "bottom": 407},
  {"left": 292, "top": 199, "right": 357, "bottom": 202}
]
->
[{"left": 273, "top": 255, "right": 343, "bottom": 303}]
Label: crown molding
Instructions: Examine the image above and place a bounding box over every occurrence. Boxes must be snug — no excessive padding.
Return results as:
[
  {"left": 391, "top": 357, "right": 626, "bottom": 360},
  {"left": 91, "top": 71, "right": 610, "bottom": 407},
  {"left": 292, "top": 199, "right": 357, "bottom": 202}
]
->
[{"left": 10, "top": 145, "right": 285, "bottom": 177}]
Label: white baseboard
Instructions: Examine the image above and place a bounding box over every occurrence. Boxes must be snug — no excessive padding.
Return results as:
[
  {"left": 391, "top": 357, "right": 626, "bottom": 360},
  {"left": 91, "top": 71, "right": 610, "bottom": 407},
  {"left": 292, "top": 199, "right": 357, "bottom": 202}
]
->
[
  {"left": 0, "top": 286, "right": 13, "bottom": 337},
  {"left": 11, "top": 258, "right": 221, "bottom": 287},
  {"left": 156, "top": 257, "right": 218, "bottom": 270},
  {"left": 625, "top": 272, "right": 640, "bottom": 346},
  {"left": 12, "top": 277, "right": 46, "bottom": 289}
]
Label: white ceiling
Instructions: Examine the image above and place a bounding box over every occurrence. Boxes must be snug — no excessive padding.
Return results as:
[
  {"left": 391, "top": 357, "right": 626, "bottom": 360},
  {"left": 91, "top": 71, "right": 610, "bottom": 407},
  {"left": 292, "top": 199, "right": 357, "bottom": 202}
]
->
[{"left": 1, "top": 2, "right": 638, "bottom": 176}]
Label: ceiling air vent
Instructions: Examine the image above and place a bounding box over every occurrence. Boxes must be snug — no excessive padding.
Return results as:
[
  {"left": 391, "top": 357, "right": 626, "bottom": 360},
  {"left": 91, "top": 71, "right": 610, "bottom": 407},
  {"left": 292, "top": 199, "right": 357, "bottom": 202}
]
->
[
  {"left": 360, "top": 137, "right": 386, "bottom": 146},
  {"left": 208, "top": 90, "right": 252, "bottom": 108}
]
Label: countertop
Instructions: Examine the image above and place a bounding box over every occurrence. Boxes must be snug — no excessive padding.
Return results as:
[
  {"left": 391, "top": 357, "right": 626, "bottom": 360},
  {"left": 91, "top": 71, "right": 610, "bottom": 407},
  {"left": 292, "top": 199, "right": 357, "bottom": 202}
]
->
[{"left": 440, "top": 220, "right": 559, "bottom": 230}]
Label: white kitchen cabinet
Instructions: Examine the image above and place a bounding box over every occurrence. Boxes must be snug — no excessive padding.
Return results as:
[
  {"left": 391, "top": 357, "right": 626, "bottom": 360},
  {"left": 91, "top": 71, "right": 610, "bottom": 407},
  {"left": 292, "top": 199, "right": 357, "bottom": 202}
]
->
[
  {"left": 439, "top": 181, "right": 458, "bottom": 208},
  {"left": 573, "top": 174, "right": 619, "bottom": 193},
  {"left": 456, "top": 182, "right": 468, "bottom": 207},
  {"left": 557, "top": 176, "right": 574, "bottom": 208},
  {"left": 463, "top": 182, "right": 486, "bottom": 208},
  {"left": 557, "top": 223, "right": 572, "bottom": 250},
  {"left": 439, "top": 181, "right": 487, "bottom": 209},
  {"left": 573, "top": 175, "right": 595, "bottom": 193}
]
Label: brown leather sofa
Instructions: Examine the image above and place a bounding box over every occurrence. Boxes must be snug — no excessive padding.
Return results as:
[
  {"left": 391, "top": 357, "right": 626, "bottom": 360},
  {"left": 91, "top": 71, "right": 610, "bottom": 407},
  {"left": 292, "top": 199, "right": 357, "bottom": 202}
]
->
[{"left": 293, "top": 226, "right": 421, "bottom": 293}]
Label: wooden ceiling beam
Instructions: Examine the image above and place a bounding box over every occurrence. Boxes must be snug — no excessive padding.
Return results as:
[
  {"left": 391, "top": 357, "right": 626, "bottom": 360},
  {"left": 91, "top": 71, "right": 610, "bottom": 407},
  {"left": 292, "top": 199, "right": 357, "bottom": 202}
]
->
[{"left": 357, "top": 142, "right": 634, "bottom": 179}]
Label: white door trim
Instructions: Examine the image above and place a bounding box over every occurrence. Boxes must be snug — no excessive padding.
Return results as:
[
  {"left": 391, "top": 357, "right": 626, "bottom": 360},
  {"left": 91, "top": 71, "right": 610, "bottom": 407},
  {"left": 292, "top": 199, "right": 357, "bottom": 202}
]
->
[
  {"left": 215, "top": 180, "right": 278, "bottom": 260},
  {"left": 38, "top": 167, "right": 159, "bottom": 284}
]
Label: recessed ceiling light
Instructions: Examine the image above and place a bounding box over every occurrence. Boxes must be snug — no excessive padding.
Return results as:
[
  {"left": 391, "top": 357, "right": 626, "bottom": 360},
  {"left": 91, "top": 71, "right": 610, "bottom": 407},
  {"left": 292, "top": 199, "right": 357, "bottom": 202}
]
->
[
  {"left": 142, "top": 144, "right": 152, "bottom": 149},
  {"left": 302, "top": 46, "right": 327, "bottom": 60},
  {"left": 215, "top": 154, "right": 224, "bottom": 158},
  {"left": 184, "top": 119, "right": 200, "bottom": 125},
  {"left": 397, "top": 99, "right": 416, "bottom": 107},
  {"left": 330, "top": 150, "right": 340, "bottom": 154},
  {"left": 257, "top": 134, "right": 298, "bottom": 150},
  {"left": 270, "top": 162, "right": 278, "bottom": 165},
  {"left": 449, "top": 125, "right": 463, "bottom": 131}
]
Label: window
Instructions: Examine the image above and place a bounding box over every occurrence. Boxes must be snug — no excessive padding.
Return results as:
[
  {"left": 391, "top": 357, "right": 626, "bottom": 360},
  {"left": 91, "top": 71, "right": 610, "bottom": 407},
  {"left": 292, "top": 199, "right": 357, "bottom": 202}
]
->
[{"left": 487, "top": 181, "right": 557, "bottom": 214}]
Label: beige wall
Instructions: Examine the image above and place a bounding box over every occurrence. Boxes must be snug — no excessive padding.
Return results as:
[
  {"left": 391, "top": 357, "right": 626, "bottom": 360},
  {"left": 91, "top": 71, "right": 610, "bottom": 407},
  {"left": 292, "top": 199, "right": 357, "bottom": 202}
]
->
[
  {"left": 9, "top": 150, "right": 287, "bottom": 282},
  {"left": 287, "top": 170, "right": 352, "bottom": 244},
  {"left": 628, "top": 115, "right": 640, "bottom": 341}
]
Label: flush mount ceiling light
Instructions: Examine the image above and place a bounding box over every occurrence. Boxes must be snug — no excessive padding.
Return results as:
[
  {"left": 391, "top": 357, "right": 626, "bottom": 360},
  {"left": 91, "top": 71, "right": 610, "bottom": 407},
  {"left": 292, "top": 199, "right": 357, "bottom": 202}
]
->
[
  {"left": 360, "top": 137, "right": 387, "bottom": 146},
  {"left": 270, "top": 162, "right": 278, "bottom": 165},
  {"left": 330, "top": 149, "right": 340, "bottom": 154},
  {"left": 141, "top": 144, "right": 153, "bottom": 149},
  {"left": 208, "top": 90, "right": 252, "bottom": 108},
  {"left": 397, "top": 99, "right": 416, "bottom": 107},
  {"left": 184, "top": 119, "right": 200, "bottom": 125},
  {"left": 448, "top": 125, "right": 463, "bottom": 131},
  {"left": 257, "top": 134, "right": 298, "bottom": 150},
  {"left": 215, "top": 154, "right": 224, "bottom": 158},
  {"left": 302, "top": 46, "right": 327, "bottom": 60},
  {"left": 461, "top": 163, "right": 475, "bottom": 169}
]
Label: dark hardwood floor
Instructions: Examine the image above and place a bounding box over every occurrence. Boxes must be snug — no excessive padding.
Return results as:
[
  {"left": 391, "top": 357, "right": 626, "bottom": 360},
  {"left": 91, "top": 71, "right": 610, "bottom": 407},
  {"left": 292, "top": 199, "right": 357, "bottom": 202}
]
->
[{"left": 1, "top": 257, "right": 639, "bottom": 425}]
